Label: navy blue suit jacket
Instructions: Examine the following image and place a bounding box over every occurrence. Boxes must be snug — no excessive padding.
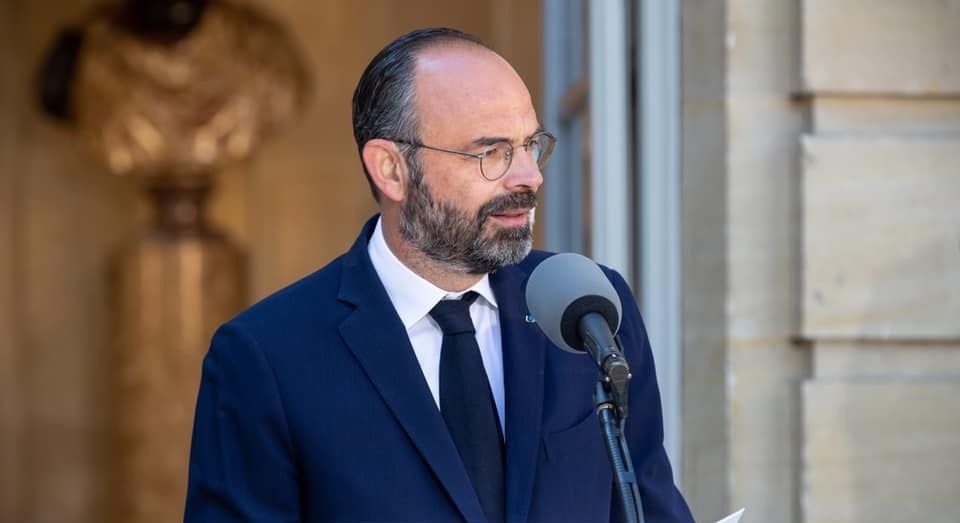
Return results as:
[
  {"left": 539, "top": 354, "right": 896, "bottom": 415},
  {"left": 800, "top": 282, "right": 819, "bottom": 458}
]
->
[{"left": 185, "top": 216, "right": 694, "bottom": 523}]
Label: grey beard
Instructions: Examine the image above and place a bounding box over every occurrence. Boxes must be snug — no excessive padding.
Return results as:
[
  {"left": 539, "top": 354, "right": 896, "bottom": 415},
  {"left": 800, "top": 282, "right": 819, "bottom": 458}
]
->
[{"left": 399, "top": 177, "right": 536, "bottom": 274}]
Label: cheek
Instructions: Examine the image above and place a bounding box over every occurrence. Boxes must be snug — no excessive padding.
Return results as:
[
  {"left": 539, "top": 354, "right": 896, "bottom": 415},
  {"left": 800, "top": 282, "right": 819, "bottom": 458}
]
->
[{"left": 434, "top": 179, "right": 493, "bottom": 217}]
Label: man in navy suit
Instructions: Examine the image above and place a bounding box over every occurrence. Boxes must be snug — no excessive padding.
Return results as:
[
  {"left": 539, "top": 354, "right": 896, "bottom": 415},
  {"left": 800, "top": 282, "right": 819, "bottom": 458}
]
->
[{"left": 185, "top": 27, "right": 694, "bottom": 522}]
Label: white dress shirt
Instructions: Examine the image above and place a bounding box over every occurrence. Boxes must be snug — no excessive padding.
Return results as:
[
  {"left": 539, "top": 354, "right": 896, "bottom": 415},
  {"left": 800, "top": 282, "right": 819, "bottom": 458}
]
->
[{"left": 367, "top": 218, "right": 506, "bottom": 432}]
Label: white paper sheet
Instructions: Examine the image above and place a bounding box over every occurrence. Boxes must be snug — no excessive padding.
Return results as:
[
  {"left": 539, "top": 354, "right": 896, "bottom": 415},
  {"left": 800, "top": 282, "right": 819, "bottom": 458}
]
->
[{"left": 713, "top": 508, "right": 745, "bottom": 523}]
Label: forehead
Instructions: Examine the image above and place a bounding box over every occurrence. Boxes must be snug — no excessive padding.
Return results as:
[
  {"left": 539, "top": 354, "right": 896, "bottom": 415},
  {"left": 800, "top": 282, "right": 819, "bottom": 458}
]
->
[{"left": 412, "top": 45, "right": 538, "bottom": 143}]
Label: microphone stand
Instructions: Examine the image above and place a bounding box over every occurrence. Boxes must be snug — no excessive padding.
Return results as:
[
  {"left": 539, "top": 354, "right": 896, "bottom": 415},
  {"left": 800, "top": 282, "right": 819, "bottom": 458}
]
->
[{"left": 579, "top": 314, "right": 645, "bottom": 523}]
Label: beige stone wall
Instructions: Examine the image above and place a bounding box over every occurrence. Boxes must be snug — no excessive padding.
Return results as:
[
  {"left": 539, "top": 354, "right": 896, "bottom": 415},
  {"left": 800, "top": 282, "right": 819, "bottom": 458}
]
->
[
  {"left": 8, "top": 2, "right": 141, "bottom": 521},
  {"left": 722, "top": 1, "right": 960, "bottom": 521},
  {"left": 1, "top": 2, "right": 22, "bottom": 519},
  {"left": 680, "top": 1, "right": 729, "bottom": 520},
  {"left": 801, "top": 0, "right": 960, "bottom": 95},
  {"left": 798, "top": 1, "right": 960, "bottom": 522},
  {"left": 802, "top": 135, "right": 960, "bottom": 339},
  {"left": 725, "top": 1, "right": 809, "bottom": 522},
  {"left": 803, "top": 343, "right": 960, "bottom": 523}
]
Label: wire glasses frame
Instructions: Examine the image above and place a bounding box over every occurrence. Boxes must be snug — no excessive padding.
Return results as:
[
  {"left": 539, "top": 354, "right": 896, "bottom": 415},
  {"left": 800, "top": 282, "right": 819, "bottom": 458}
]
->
[{"left": 392, "top": 130, "right": 556, "bottom": 181}]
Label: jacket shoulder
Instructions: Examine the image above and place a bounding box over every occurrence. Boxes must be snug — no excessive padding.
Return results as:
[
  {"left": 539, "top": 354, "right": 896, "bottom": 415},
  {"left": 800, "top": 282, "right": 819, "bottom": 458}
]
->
[
  {"left": 516, "top": 249, "right": 556, "bottom": 273},
  {"left": 517, "top": 249, "right": 627, "bottom": 284},
  {"left": 227, "top": 253, "right": 349, "bottom": 337}
]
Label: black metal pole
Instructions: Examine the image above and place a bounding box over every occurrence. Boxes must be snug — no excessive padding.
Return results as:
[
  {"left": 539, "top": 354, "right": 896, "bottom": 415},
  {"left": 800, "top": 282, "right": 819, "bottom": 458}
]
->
[
  {"left": 596, "top": 382, "right": 645, "bottom": 523},
  {"left": 577, "top": 315, "right": 645, "bottom": 522}
]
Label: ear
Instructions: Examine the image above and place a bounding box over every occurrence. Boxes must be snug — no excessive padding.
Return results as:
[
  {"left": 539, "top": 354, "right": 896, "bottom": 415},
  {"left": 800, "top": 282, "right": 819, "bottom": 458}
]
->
[{"left": 362, "top": 139, "right": 408, "bottom": 203}]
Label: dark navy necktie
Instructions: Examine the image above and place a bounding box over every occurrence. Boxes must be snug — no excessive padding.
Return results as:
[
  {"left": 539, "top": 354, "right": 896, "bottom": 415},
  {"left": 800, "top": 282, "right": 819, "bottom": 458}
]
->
[{"left": 429, "top": 291, "right": 505, "bottom": 523}]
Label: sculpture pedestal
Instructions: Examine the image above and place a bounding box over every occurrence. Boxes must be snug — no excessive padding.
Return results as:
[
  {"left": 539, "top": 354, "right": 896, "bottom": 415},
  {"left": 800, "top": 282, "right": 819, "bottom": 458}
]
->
[{"left": 110, "top": 178, "right": 245, "bottom": 523}]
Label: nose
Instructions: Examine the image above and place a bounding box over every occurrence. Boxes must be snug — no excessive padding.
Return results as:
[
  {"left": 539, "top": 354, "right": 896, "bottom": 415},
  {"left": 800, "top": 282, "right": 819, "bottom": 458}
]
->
[{"left": 502, "top": 146, "right": 543, "bottom": 192}]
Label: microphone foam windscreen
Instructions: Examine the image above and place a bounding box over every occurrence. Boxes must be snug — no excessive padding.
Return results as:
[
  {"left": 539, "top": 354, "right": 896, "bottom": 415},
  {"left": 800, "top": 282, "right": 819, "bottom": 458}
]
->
[{"left": 525, "top": 253, "right": 622, "bottom": 353}]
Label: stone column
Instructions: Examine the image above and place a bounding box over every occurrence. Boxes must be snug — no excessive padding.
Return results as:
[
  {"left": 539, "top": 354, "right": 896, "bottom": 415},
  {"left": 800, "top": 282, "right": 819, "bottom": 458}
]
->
[{"left": 110, "top": 177, "right": 245, "bottom": 522}]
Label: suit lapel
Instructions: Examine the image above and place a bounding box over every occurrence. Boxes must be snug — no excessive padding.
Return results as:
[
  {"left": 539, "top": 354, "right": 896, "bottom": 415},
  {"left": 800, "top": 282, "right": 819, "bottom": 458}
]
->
[
  {"left": 336, "top": 220, "right": 486, "bottom": 523},
  {"left": 491, "top": 266, "right": 546, "bottom": 523}
]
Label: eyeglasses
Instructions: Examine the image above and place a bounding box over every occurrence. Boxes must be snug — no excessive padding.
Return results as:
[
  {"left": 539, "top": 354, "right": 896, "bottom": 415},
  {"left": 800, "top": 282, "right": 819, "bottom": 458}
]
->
[{"left": 392, "top": 130, "right": 556, "bottom": 181}]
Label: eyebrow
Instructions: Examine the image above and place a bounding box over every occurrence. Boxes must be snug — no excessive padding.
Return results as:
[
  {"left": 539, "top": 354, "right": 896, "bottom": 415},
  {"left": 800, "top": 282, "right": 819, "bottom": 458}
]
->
[{"left": 470, "top": 126, "right": 546, "bottom": 147}]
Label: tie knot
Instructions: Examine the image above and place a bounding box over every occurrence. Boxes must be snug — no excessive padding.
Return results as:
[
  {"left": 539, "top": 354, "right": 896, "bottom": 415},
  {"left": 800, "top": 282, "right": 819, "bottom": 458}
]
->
[{"left": 429, "top": 291, "right": 479, "bottom": 335}]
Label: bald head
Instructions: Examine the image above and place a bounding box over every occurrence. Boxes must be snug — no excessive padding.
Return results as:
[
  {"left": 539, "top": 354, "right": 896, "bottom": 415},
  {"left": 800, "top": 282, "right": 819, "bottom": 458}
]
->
[
  {"left": 351, "top": 28, "right": 494, "bottom": 199},
  {"left": 412, "top": 45, "right": 535, "bottom": 150}
]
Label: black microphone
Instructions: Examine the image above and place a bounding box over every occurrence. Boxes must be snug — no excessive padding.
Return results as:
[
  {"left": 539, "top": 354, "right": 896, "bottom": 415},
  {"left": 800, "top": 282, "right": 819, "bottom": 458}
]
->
[
  {"left": 525, "top": 253, "right": 645, "bottom": 523},
  {"left": 525, "top": 252, "right": 622, "bottom": 351},
  {"left": 524, "top": 253, "right": 632, "bottom": 410}
]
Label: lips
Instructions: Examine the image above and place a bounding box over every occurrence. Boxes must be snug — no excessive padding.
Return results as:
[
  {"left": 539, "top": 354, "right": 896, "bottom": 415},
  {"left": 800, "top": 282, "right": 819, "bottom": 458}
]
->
[
  {"left": 488, "top": 208, "right": 533, "bottom": 227},
  {"left": 492, "top": 208, "right": 531, "bottom": 218},
  {"left": 478, "top": 190, "right": 538, "bottom": 227}
]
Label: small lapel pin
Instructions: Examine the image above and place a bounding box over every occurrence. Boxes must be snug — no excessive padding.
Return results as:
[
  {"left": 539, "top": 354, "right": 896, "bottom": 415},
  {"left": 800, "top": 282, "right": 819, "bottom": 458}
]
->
[{"left": 524, "top": 314, "right": 537, "bottom": 323}]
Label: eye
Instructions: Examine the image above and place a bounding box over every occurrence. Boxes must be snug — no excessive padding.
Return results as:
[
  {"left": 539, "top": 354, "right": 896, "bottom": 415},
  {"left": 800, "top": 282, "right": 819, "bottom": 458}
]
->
[
  {"left": 527, "top": 132, "right": 556, "bottom": 166},
  {"left": 478, "top": 145, "right": 500, "bottom": 159},
  {"left": 480, "top": 142, "right": 512, "bottom": 159}
]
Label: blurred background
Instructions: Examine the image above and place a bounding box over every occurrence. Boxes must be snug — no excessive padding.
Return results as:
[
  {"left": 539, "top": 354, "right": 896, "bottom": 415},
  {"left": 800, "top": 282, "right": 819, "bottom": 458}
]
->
[{"left": 1, "top": 1, "right": 958, "bottom": 522}]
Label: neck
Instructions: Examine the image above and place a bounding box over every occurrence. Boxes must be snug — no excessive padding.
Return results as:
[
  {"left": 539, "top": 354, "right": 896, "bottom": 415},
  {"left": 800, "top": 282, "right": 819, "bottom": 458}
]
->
[{"left": 380, "top": 217, "right": 485, "bottom": 293}]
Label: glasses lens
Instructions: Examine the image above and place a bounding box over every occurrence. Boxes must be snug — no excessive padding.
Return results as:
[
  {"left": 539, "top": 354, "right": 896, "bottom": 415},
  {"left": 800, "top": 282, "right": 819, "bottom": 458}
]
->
[
  {"left": 480, "top": 142, "right": 513, "bottom": 180},
  {"left": 530, "top": 132, "right": 556, "bottom": 170}
]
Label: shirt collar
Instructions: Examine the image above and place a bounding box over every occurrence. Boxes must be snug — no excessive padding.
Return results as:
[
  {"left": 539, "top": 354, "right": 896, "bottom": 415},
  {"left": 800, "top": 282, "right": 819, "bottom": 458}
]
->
[{"left": 367, "top": 217, "right": 498, "bottom": 329}]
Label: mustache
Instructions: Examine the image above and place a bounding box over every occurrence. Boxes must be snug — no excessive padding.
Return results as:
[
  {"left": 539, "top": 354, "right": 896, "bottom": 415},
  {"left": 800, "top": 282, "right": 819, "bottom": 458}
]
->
[{"left": 477, "top": 190, "right": 538, "bottom": 222}]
